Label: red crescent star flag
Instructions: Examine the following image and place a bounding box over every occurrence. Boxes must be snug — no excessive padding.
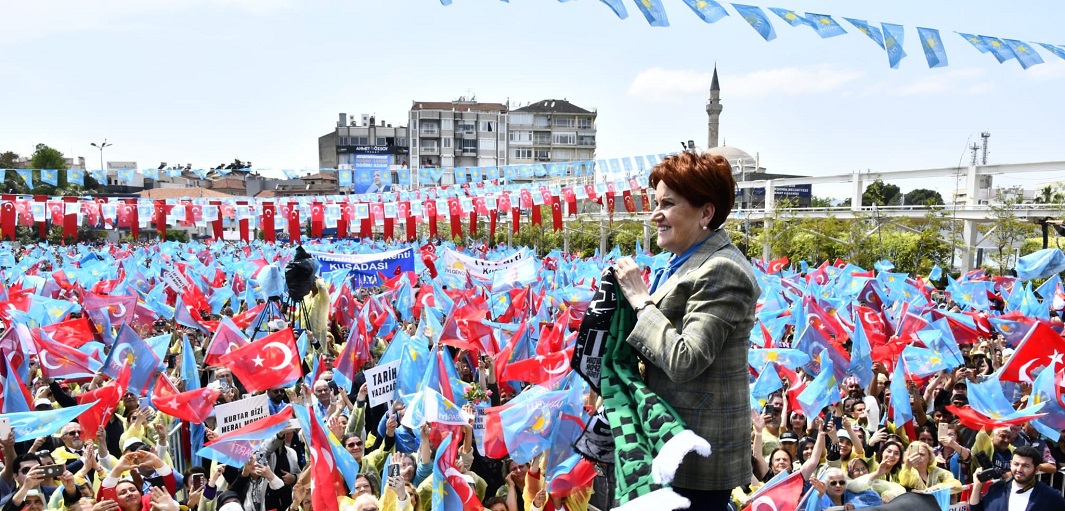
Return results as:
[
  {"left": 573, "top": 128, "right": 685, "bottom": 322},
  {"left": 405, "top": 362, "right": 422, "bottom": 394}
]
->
[
  {"left": 76, "top": 362, "right": 131, "bottom": 441},
  {"left": 999, "top": 322, "right": 1065, "bottom": 383},
  {"left": 218, "top": 327, "right": 301, "bottom": 393},
  {"left": 151, "top": 374, "right": 220, "bottom": 423},
  {"left": 304, "top": 405, "right": 341, "bottom": 511}
]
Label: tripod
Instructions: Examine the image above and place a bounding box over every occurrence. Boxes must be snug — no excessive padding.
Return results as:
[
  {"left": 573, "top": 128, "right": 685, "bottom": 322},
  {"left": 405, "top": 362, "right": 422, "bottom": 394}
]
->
[{"left": 247, "top": 295, "right": 319, "bottom": 350}]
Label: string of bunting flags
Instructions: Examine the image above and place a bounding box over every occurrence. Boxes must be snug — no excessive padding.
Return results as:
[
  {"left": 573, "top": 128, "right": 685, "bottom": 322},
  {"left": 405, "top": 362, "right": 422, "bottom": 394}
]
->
[
  {"left": 439, "top": 0, "right": 1065, "bottom": 70},
  {"left": 0, "top": 155, "right": 666, "bottom": 243}
]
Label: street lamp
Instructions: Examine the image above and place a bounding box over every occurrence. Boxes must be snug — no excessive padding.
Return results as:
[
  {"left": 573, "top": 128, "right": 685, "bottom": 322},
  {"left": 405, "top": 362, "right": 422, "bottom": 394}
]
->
[{"left": 90, "top": 139, "right": 112, "bottom": 177}]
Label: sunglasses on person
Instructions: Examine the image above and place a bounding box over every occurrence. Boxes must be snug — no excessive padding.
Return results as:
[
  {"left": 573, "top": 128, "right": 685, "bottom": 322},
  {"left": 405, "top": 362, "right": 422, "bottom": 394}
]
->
[
  {"left": 345, "top": 439, "right": 363, "bottom": 448},
  {"left": 828, "top": 480, "right": 846, "bottom": 487},
  {"left": 64, "top": 431, "right": 82, "bottom": 437}
]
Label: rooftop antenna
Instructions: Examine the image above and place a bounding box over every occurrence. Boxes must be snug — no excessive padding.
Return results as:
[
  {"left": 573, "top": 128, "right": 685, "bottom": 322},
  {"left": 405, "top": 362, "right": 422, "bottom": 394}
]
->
[
  {"left": 969, "top": 142, "right": 980, "bottom": 166},
  {"left": 980, "top": 131, "right": 991, "bottom": 165}
]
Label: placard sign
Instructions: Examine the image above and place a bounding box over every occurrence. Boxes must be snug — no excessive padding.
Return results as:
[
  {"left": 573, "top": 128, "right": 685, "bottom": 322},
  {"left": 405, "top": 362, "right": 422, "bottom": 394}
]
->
[
  {"left": 212, "top": 394, "right": 270, "bottom": 434},
  {"left": 365, "top": 361, "right": 400, "bottom": 408}
]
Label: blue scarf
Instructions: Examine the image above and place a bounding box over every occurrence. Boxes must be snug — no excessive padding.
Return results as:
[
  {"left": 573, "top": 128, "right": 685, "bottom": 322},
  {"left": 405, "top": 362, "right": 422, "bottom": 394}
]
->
[{"left": 649, "top": 232, "right": 714, "bottom": 293}]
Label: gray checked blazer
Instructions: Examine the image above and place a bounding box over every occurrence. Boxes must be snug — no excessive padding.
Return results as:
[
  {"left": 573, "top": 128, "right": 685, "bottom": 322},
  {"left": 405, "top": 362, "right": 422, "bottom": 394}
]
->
[{"left": 626, "top": 228, "right": 760, "bottom": 491}]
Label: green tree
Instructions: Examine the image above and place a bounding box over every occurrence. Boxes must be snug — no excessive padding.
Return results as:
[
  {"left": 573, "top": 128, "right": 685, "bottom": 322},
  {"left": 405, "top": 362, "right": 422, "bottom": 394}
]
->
[
  {"left": 862, "top": 179, "right": 902, "bottom": 206},
  {"left": 988, "top": 191, "right": 1037, "bottom": 275},
  {"left": 903, "top": 188, "right": 945, "bottom": 206},
  {"left": 30, "top": 144, "right": 66, "bottom": 171},
  {"left": 810, "top": 196, "right": 835, "bottom": 208},
  {"left": 1035, "top": 185, "right": 1065, "bottom": 205},
  {"left": 0, "top": 151, "right": 19, "bottom": 169}
]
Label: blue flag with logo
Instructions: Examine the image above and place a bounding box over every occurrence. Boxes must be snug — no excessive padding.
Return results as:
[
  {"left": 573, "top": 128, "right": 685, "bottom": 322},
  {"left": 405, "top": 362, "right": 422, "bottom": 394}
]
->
[
  {"left": 598, "top": 0, "right": 628, "bottom": 19},
  {"left": 1003, "top": 39, "right": 1044, "bottom": 69},
  {"left": 979, "top": 36, "right": 1017, "bottom": 63},
  {"left": 732, "top": 4, "right": 776, "bottom": 41},
  {"left": 633, "top": 0, "right": 669, "bottom": 26},
  {"left": 917, "top": 27, "right": 948, "bottom": 68},
  {"left": 67, "top": 169, "right": 85, "bottom": 186},
  {"left": 682, "top": 0, "right": 728, "bottom": 23},
  {"left": 1035, "top": 42, "right": 1065, "bottom": 61},
  {"left": 845, "top": 18, "right": 885, "bottom": 50},
  {"left": 805, "top": 13, "right": 846, "bottom": 38}
]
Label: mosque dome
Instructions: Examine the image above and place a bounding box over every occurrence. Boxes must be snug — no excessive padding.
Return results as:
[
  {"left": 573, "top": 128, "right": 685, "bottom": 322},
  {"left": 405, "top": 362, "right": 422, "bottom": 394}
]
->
[{"left": 705, "top": 146, "right": 756, "bottom": 169}]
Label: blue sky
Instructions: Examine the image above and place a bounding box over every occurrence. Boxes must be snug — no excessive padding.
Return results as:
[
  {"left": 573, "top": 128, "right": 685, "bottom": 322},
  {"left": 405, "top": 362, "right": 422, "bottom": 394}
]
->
[{"left": 2, "top": 0, "right": 1063, "bottom": 199}]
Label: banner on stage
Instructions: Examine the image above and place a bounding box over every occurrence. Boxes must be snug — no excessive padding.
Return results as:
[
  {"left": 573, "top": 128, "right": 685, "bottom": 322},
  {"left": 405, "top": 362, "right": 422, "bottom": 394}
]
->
[
  {"left": 442, "top": 249, "right": 530, "bottom": 279},
  {"left": 309, "top": 248, "right": 414, "bottom": 288},
  {"left": 212, "top": 394, "right": 270, "bottom": 434}
]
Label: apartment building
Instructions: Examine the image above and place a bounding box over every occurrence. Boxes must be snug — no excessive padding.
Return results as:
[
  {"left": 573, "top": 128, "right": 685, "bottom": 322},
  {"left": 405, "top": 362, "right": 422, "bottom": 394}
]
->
[
  {"left": 507, "top": 99, "right": 596, "bottom": 181},
  {"left": 408, "top": 98, "right": 508, "bottom": 187}
]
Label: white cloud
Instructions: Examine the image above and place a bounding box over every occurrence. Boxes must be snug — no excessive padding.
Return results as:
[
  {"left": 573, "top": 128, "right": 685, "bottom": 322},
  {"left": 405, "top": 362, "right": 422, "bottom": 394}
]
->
[
  {"left": 1025, "top": 60, "right": 1065, "bottom": 81},
  {"left": 627, "top": 65, "right": 864, "bottom": 102},
  {"left": 853, "top": 68, "right": 995, "bottom": 97}
]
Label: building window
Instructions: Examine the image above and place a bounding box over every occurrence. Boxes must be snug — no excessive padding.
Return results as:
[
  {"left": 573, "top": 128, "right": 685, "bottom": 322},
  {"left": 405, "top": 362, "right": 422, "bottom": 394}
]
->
[
  {"left": 512, "top": 148, "right": 532, "bottom": 159},
  {"left": 508, "top": 131, "right": 531, "bottom": 142},
  {"left": 553, "top": 148, "right": 574, "bottom": 160},
  {"left": 480, "top": 121, "right": 493, "bottom": 132},
  {"left": 376, "top": 137, "right": 387, "bottom": 146},
  {"left": 534, "top": 149, "right": 550, "bottom": 161},
  {"left": 458, "top": 121, "right": 476, "bottom": 134},
  {"left": 397, "top": 137, "right": 407, "bottom": 147},
  {"left": 479, "top": 138, "right": 496, "bottom": 151},
  {"left": 353, "top": 137, "right": 369, "bottom": 145},
  {"left": 578, "top": 135, "right": 596, "bottom": 146},
  {"left": 510, "top": 112, "right": 533, "bottom": 125},
  {"left": 442, "top": 138, "right": 452, "bottom": 148},
  {"left": 553, "top": 116, "right": 575, "bottom": 128},
  {"left": 577, "top": 117, "right": 593, "bottom": 129},
  {"left": 441, "top": 118, "right": 453, "bottom": 131},
  {"left": 460, "top": 139, "right": 478, "bottom": 153},
  {"left": 412, "top": 138, "right": 417, "bottom": 148},
  {"left": 422, "top": 141, "right": 438, "bottom": 151},
  {"left": 552, "top": 132, "right": 576, "bottom": 145}
]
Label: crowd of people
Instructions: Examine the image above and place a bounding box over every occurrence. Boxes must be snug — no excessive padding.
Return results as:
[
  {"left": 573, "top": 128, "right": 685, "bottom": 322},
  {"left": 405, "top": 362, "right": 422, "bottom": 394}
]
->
[{"left": 2, "top": 152, "right": 1065, "bottom": 511}]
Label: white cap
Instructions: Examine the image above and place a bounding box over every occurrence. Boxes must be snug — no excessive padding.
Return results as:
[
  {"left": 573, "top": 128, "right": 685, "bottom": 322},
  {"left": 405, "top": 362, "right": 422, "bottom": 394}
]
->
[
  {"left": 122, "top": 437, "right": 147, "bottom": 451},
  {"left": 219, "top": 503, "right": 243, "bottom": 511}
]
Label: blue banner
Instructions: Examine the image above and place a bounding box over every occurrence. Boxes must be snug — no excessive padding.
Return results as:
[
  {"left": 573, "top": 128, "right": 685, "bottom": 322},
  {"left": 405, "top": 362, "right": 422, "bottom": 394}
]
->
[
  {"left": 309, "top": 248, "right": 414, "bottom": 288},
  {"left": 352, "top": 154, "right": 393, "bottom": 193}
]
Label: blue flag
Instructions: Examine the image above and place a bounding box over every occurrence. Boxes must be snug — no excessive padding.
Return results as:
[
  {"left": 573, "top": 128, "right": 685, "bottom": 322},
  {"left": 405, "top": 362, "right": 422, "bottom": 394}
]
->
[
  {"left": 768, "top": 8, "right": 812, "bottom": 28},
  {"left": 633, "top": 0, "right": 668, "bottom": 27},
  {"left": 102, "top": 324, "right": 162, "bottom": 396},
  {"left": 750, "top": 363, "right": 783, "bottom": 411},
  {"left": 978, "top": 36, "right": 1017, "bottom": 63},
  {"left": 957, "top": 32, "right": 990, "bottom": 53},
  {"left": 890, "top": 359, "right": 912, "bottom": 425},
  {"left": 41, "top": 169, "right": 58, "bottom": 186},
  {"left": 16, "top": 169, "right": 33, "bottom": 190},
  {"left": 884, "top": 22, "right": 911, "bottom": 67},
  {"left": 1035, "top": 42, "right": 1065, "bottom": 61},
  {"left": 1016, "top": 248, "right": 1065, "bottom": 281},
  {"left": 293, "top": 404, "right": 360, "bottom": 490},
  {"left": 5, "top": 401, "right": 97, "bottom": 442},
  {"left": 67, "top": 169, "right": 85, "bottom": 186},
  {"left": 598, "top": 0, "right": 628, "bottom": 20},
  {"left": 846, "top": 18, "right": 885, "bottom": 49},
  {"left": 805, "top": 13, "right": 846, "bottom": 38},
  {"left": 797, "top": 349, "right": 839, "bottom": 421},
  {"left": 917, "top": 27, "right": 949, "bottom": 68},
  {"left": 731, "top": 4, "right": 776, "bottom": 41},
  {"left": 1003, "top": 39, "right": 1045, "bottom": 69}
]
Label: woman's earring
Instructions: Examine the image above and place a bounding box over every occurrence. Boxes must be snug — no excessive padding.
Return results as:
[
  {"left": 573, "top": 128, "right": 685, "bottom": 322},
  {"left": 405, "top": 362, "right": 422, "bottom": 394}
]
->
[{"left": 701, "top": 224, "right": 708, "bottom": 231}]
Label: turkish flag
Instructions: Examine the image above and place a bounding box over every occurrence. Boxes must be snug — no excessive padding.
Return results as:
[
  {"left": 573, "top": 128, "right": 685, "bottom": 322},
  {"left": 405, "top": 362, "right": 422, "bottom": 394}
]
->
[
  {"left": 999, "top": 322, "right": 1065, "bottom": 383},
  {"left": 622, "top": 190, "right": 636, "bottom": 213},
  {"left": 219, "top": 327, "right": 301, "bottom": 393},
  {"left": 337, "top": 203, "right": 351, "bottom": 239},
  {"left": 210, "top": 200, "right": 224, "bottom": 240},
  {"left": 154, "top": 200, "right": 168, "bottom": 238},
  {"left": 425, "top": 200, "right": 438, "bottom": 238},
  {"left": 741, "top": 470, "right": 804, "bottom": 511},
  {"left": 16, "top": 201, "right": 33, "bottom": 227},
  {"left": 641, "top": 193, "right": 651, "bottom": 212},
  {"left": 448, "top": 198, "right": 462, "bottom": 238},
  {"left": 360, "top": 217, "right": 371, "bottom": 238},
  {"left": 262, "top": 202, "right": 276, "bottom": 243},
  {"left": 489, "top": 210, "right": 497, "bottom": 240},
  {"left": 151, "top": 374, "right": 220, "bottom": 423},
  {"left": 310, "top": 202, "right": 324, "bottom": 238},
  {"left": 562, "top": 188, "right": 577, "bottom": 216},
  {"left": 76, "top": 362, "right": 131, "bottom": 441},
  {"left": 502, "top": 348, "right": 574, "bottom": 385},
  {"left": 767, "top": 257, "right": 789, "bottom": 274},
  {"left": 947, "top": 405, "right": 1037, "bottom": 431},
  {"left": 305, "top": 405, "right": 342, "bottom": 511},
  {"left": 551, "top": 195, "right": 562, "bottom": 232},
  {"left": 584, "top": 184, "right": 597, "bottom": 201},
  {"left": 48, "top": 200, "right": 64, "bottom": 224},
  {"left": 288, "top": 204, "right": 301, "bottom": 243},
  {"left": 498, "top": 193, "right": 511, "bottom": 212},
  {"left": 519, "top": 189, "right": 533, "bottom": 209},
  {"left": 238, "top": 202, "right": 250, "bottom": 242},
  {"left": 82, "top": 201, "right": 101, "bottom": 227},
  {"left": 0, "top": 201, "right": 15, "bottom": 241},
  {"left": 126, "top": 200, "right": 140, "bottom": 239},
  {"left": 531, "top": 203, "right": 542, "bottom": 227}
]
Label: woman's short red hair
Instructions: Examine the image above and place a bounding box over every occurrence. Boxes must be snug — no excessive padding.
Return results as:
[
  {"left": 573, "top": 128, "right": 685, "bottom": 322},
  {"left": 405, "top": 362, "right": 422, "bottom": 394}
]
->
[{"left": 649, "top": 152, "right": 735, "bottom": 230}]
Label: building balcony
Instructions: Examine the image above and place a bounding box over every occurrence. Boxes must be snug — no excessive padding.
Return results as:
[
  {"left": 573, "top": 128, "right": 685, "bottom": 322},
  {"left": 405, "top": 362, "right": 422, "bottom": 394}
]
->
[
  {"left": 419, "top": 128, "right": 439, "bottom": 136},
  {"left": 533, "top": 138, "right": 552, "bottom": 145},
  {"left": 420, "top": 147, "right": 440, "bottom": 155}
]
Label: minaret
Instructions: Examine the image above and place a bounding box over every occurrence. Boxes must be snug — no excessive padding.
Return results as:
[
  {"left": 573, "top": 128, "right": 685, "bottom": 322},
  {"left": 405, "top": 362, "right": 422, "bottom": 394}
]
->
[{"left": 706, "top": 65, "right": 722, "bottom": 149}]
